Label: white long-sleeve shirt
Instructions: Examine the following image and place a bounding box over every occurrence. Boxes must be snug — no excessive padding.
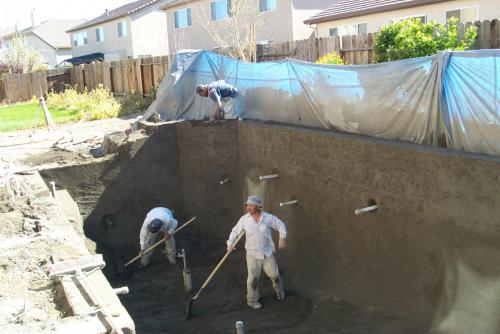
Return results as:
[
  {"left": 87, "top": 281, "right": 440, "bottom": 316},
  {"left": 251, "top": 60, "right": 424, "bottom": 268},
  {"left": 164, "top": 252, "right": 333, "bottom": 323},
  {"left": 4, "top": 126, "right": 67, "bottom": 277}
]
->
[
  {"left": 139, "top": 207, "right": 178, "bottom": 250},
  {"left": 227, "top": 212, "right": 287, "bottom": 260}
]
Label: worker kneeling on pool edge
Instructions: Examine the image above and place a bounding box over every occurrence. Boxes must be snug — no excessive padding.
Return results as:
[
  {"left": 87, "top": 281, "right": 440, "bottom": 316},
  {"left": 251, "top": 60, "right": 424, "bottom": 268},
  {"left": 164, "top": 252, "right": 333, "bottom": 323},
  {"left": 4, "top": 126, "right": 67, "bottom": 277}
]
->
[
  {"left": 227, "top": 195, "right": 287, "bottom": 310},
  {"left": 139, "top": 207, "right": 178, "bottom": 267}
]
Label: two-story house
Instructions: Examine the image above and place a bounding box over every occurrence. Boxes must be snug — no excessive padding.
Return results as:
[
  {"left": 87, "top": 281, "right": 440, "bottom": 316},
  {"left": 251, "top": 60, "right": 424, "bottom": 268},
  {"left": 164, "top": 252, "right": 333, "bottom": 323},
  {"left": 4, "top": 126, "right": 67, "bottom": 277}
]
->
[
  {"left": 67, "top": 0, "right": 173, "bottom": 62},
  {"left": 305, "top": 0, "right": 500, "bottom": 38},
  {"left": 2, "top": 20, "right": 83, "bottom": 68},
  {"left": 162, "top": 0, "right": 331, "bottom": 54}
]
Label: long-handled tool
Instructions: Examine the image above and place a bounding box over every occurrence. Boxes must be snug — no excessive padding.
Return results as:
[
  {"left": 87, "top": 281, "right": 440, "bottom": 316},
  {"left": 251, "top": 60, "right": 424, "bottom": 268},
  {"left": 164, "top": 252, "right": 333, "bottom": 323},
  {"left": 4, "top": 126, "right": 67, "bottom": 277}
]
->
[
  {"left": 185, "top": 231, "right": 245, "bottom": 319},
  {"left": 124, "top": 216, "right": 197, "bottom": 267}
]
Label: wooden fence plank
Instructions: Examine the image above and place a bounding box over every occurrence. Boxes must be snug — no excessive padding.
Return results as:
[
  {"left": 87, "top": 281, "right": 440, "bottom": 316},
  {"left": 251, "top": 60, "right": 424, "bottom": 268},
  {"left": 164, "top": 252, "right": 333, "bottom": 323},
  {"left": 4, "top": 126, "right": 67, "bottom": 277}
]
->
[
  {"left": 141, "top": 57, "right": 154, "bottom": 95},
  {"left": 491, "top": 19, "right": 500, "bottom": 48}
]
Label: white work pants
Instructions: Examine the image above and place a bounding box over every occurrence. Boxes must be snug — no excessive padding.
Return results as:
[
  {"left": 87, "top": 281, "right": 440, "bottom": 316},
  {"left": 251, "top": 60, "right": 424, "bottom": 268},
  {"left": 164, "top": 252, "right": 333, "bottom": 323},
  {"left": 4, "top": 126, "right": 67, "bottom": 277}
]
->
[
  {"left": 141, "top": 234, "right": 176, "bottom": 266},
  {"left": 246, "top": 254, "right": 284, "bottom": 303}
]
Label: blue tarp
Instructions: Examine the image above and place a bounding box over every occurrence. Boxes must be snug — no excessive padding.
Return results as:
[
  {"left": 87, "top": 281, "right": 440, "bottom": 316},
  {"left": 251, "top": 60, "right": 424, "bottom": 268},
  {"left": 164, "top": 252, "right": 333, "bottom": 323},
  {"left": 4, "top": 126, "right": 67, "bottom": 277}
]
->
[{"left": 146, "top": 49, "right": 500, "bottom": 156}]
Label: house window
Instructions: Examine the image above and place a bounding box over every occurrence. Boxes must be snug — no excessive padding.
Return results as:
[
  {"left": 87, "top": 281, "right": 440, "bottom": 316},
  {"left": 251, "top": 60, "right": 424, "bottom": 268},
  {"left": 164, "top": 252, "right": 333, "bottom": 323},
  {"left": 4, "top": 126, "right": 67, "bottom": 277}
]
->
[
  {"left": 446, "top": 7, "right": 478, "bottom": 23},
  {"left": 96, "top": 27, "right": 104, "bottom": 42},
  {"left": 329, "top": 28, "right": 338, "bottom": 37},
  {"left": 260, "top": 0, "right": 276, "bottom": 12},
  {"left": 357, "top": 23, "right": 367, "bottom": 35},
  {"left": 73, "top": 31, "right": 87, "bottom": 46},
  {"left": 174, "top": 8, "right": 192, "bottom": 28},
  {"left": 211, "top": 0, "right": 231, "bottom": 21},
  {"left": 392, "top": 15, "right": 427, "bottom": 24},
  {"left": 118, "top": 21, "right": 128, "bottom": 37}
]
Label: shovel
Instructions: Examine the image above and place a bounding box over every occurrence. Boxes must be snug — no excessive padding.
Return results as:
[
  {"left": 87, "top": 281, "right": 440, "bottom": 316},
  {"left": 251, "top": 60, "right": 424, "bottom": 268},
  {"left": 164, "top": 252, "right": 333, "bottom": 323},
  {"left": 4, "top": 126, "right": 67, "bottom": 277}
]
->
[
  {"left": 124, "top": 216, "right": 197, "bottom": 267},
  {"left": 185, "top": 230, "right": 245, "bottom": 319}
]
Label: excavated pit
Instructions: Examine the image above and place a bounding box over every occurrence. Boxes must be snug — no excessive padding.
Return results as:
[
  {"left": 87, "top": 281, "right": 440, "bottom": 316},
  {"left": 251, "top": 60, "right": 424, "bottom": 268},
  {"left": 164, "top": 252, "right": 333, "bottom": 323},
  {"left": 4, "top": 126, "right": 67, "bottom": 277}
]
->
[{"left": 40, "top": 120, "right": 500, "bottom": 334}]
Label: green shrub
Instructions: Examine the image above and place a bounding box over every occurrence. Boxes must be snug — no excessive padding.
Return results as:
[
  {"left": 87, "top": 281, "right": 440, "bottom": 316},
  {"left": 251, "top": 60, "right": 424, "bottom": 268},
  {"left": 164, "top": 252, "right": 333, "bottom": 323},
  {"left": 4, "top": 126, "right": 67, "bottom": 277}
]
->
[
  {"left": 316, "top": 52, "right": 347, "bottom": 65},
  {"left": 46, "top": 85, "right": 120, "bottom": 121},
  {"left": 374, "top": 17, "right": 477, "bottom": 63},
  {"left": 118, "top": 86, "right": 158, "bottom": 116}
]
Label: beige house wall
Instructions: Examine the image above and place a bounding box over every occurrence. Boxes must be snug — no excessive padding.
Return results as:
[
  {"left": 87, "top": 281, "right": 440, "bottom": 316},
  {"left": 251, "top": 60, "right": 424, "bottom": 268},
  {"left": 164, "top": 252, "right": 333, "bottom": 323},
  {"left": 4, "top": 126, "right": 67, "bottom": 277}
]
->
[
  {"left": 292, "top": 9, "right": 322, "bottom": 40},
  {"left": 315, "top": 0, "right": 500, "bottom": 38},
  {"left": 70, "top": 17, "right": 133, "bottom": 59},
  {"left": 130, "top": 8, "right": 169, "bottom": 57},
  {"left": 166, "top": 0, "right": 296, "bottom": 54}
]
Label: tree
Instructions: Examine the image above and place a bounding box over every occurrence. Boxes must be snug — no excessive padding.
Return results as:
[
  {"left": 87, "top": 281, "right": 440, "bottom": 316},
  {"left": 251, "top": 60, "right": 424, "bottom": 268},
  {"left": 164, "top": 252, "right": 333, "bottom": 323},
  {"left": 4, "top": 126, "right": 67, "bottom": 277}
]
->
[
  {"left": 0, "top": 34, "right": 41, "bottom": 73},
  {"left": 374, "top": 17, "right": 477, "bottom": 63},
  {"left": 187, "top": 0, "right": 260, "bottom": 62}
]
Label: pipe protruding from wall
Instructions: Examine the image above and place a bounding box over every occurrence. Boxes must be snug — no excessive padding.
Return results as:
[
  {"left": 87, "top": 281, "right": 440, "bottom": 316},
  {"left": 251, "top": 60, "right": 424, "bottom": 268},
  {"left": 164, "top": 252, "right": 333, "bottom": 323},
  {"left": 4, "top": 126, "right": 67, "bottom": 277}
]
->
[
  {"left": 354, "top": 205, "right": 378, "bottom": 215},
  {"left": 235, "top": 321, "right": 244, "bottom": 334},
  {"left": 259, "top": 174, "right": 279, "bottom": 180},
  {"left": 49, "top": 181, "right": 56, "bottom": 198},
  {"left": 280, "top": 200, "right": 298, "bottom": 207},
  {"left": 113, "top": 286, "right": 129, "bottom": 295},
  {"left": 220, "top": 178, "right": 230, "bottom": 185}
]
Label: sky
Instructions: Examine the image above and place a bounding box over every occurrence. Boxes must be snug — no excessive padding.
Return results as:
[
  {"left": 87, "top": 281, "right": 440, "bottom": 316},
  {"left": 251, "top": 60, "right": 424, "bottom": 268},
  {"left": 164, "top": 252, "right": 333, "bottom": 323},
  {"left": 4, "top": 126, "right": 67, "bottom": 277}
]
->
[{"left": 0, "top": 0, "right": 132, "bottom": 31}]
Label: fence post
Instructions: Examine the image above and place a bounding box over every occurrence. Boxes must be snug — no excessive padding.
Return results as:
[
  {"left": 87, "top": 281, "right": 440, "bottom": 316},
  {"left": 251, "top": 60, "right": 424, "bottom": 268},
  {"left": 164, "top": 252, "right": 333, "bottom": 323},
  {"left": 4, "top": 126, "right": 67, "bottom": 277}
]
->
[{"left": 39, "top": 97, "right": 54, "bottom": 131}]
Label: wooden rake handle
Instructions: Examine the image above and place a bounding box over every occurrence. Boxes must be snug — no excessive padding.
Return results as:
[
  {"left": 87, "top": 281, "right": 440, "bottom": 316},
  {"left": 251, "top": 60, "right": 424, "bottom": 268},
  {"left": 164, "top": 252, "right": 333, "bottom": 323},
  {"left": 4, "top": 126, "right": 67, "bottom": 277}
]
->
[
  {"left": 124, "top": 216, "right": 197, "bottom": 267},
  {"left": 192, "top": 230, "right": 245, "bottom": 300}
]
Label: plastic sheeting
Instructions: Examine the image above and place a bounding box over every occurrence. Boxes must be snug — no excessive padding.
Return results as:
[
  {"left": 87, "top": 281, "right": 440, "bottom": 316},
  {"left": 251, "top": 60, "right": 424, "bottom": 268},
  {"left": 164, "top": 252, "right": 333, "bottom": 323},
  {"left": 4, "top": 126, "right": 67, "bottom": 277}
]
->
[
  {"left": 441, "top": 50, "right": 500, "bottom": 156},
  {"left": 145, "top": 49, "right": 500, "bottom": 156}
]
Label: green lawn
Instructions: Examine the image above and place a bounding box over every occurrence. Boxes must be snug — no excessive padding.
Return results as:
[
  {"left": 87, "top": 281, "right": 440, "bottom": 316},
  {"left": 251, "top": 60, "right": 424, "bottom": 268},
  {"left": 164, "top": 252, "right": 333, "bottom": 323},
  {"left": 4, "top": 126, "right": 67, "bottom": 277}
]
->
[{"left": 0, "top": 102, "right": 79, "bottom": 132}]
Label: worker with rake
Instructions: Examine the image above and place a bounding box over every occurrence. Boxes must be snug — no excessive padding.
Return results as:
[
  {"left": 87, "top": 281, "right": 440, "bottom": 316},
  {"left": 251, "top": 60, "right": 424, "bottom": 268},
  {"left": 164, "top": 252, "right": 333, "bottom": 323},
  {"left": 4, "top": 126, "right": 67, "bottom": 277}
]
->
[
  {"left": 139, "top": 207, "right": 178, "bottom": 267},
  {"left": 227, "top": 195, "right": 287, "bottom": 309}
]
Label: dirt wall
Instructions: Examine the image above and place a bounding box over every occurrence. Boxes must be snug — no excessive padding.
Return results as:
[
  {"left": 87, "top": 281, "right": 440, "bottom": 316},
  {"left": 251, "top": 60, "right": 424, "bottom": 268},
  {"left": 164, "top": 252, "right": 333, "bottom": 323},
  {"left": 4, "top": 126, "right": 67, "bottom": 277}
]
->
[
  {"left": 236, "top": 121, "right": 500, "bottom": 334},
  {"left": 41, "top": 120, "right": 500, "bottom": 334}
]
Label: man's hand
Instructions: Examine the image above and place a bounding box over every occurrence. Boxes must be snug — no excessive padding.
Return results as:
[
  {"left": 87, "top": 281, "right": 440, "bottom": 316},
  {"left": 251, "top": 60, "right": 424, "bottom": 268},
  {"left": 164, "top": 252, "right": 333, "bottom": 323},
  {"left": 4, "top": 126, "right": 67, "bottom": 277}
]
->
[
  {"left": 278, "top": 238, "right": 286, "bottom": 250},
  {"left": 164, "top": 232, "right": 171, "bottom": 240},
  {"left": 227, "top": 244, "right": 235, "bottom": 253},
  {"left": 140, "top": 250, "right": 145, "bottom": 257}
]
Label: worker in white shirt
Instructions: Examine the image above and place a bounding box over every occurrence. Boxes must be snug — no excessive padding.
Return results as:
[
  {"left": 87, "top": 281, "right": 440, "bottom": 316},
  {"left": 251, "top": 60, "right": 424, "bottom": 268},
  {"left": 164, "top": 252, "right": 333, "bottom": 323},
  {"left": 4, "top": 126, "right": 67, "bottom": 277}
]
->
[
  {"left": 139, "top": 207, "right": 178, "bottom": 267},
  {"left": 227, "top": 195, "right": 287, "bottom": 309}
]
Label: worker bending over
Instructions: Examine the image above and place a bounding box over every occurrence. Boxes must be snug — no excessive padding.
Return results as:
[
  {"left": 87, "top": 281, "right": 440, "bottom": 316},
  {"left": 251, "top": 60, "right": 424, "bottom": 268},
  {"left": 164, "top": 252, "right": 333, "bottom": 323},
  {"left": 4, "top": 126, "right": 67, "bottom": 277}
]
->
[
  {"left": 196, "top": 80, "right": 242, "bottom": 121},
  {"left": 139, "top": 207, "right": 178, "bottom": 267}
]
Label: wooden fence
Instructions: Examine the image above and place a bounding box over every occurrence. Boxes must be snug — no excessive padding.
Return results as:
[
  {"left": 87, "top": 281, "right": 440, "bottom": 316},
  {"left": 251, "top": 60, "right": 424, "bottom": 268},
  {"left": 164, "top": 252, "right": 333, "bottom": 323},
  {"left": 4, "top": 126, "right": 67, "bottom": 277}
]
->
[
  {"left": 0, "top": 55, "right": 172, "bottom": 104},
  {"left": 257, "top": 19, "right": 500, "bottom": 63},
  {"left": 0, "top": 19, "right": 498, "bottom": 104}
]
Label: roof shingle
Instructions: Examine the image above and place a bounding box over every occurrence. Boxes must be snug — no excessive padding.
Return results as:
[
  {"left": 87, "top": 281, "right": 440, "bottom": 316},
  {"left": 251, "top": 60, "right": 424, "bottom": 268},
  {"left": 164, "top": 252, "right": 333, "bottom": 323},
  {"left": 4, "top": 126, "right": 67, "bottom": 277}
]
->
[
  {"left": 67, "top": 0, "right": 178, "bottom": 32},
  {"left": 2, "top": 19, "right": 84, "bottom": 48},
  {"left": 304, "top": 0, "right": 453, "bottom": 25}
]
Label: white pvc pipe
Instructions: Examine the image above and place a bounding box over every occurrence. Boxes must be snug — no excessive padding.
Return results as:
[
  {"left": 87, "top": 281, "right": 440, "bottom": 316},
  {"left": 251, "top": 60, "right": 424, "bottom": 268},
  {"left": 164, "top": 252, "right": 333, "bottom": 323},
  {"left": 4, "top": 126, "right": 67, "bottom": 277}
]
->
[
  {"left": 259, "top": 174, "right": 279, "bottom": 180},
  {"left": 219, "top": 178, "right": 230, "bottom": 185},
  {"left": 6, "top": 182, "right": 15, "bottom": 205},
  {"left": 113, "top": 286, "right": 129, "bottom": 295},
  {"left": 354, "top": 205, "right": 378, "bottom": 215},
  {"left": 13, "top": 177, "right": 21, "bottom": 197},
  {"left": 280, "top": 200, "right": 298, "bottom": 207},
  {"left": 50, "top": 181, "right": 56, "bottom": 198},
  {"left": 235, "top": 321, "right": 245, "bottom": 334}
]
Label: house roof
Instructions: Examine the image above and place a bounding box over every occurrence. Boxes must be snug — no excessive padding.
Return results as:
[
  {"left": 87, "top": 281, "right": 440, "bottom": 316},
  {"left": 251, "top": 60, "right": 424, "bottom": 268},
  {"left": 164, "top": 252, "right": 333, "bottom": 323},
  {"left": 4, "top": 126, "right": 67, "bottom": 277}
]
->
[
  {"left": 304, "top": 0, "right": 453, "bottom": 25},
  {"left": 67, "top": 0, "right": 177, "bottom": 32},
  {"left": 2, "top": 19, "right": 84, "bottom": 48},
  {"left": 63, "top": 53, "right": 105, "bottom": 66}
]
